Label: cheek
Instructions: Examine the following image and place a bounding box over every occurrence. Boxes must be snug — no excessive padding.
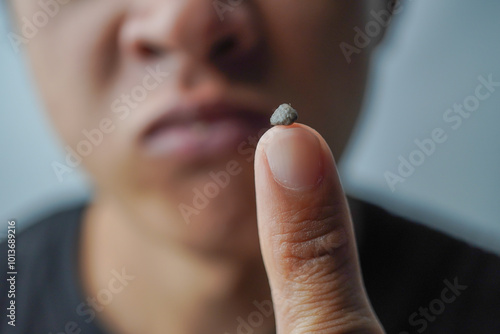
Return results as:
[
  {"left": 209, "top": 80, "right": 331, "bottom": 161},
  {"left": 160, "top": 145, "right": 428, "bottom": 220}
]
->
[
  {"left": 22, "top": 1, "right": 126, "bottom": 145},
  {"left": 258, "top": 0, "right": 366, "bottom": 94},
  {"left": 16, "top": 1, "right": 135, "bottom": 186}
]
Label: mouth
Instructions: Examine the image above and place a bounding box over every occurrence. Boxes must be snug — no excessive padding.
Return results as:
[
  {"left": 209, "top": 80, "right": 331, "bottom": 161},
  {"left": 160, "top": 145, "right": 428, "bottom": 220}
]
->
[{"left": 140, "top": 102, "right": 270, "bottom": 162}]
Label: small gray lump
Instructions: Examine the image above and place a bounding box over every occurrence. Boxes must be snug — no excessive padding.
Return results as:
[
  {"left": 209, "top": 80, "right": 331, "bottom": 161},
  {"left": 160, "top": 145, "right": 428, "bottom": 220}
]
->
[{"left": 270, "top": 103, "right": 298, "bottom": 126}]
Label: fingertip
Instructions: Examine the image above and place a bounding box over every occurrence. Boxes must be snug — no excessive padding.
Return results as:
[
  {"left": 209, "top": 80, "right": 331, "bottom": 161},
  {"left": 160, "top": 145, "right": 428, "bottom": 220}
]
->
[{"left": 255, "top": 123, "right": 336, "bottom": 192}]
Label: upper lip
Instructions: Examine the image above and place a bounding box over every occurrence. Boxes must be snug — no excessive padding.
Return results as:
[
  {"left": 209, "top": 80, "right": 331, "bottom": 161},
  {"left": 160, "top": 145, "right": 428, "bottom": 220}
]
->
[{"left": 140, "top": 100, "right": 271, "bottom": 141}]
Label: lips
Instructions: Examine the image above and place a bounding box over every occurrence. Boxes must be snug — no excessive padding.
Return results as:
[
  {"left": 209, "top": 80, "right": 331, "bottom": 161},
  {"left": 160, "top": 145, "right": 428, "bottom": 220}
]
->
[{"left": 140, "top": 102, "right": 270, "bottom": 161}]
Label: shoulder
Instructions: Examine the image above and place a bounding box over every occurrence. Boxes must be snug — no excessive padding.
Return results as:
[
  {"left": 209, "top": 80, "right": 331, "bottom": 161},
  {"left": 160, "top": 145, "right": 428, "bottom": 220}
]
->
[
  {"left": 6, "top": 203, "right": 86, "bottom": 255},
  {"left": 1, "top": 203, "right": 87, "bottom": 280},
  {"left": 356, "top": 199, "right": 500, "bottom": 333},
  {"left": 0, "top": 203, "right": 88, "bottom": 333}
]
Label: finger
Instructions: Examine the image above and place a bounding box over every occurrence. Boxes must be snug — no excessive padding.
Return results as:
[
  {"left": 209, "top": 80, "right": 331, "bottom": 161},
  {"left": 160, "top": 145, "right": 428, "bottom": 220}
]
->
[{"left": 255, "top": 124, "right": 384, "bottom": 334}]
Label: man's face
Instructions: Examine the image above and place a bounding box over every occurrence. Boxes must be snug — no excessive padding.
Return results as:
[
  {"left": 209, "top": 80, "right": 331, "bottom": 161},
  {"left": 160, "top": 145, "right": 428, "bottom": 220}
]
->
[{"left": 11, "top": 0, "right": 376, "bottom": 254}]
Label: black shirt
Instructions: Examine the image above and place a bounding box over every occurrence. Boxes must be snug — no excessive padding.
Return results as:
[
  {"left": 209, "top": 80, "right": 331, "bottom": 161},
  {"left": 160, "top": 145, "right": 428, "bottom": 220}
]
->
[{"left": 1, "top": 201, "right": 500, "bottom": 334}]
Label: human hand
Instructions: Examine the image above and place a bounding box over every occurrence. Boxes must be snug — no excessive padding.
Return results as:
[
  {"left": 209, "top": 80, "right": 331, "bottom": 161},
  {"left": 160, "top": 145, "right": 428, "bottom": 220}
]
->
[{"left": 255, "top": 124, "right": 384, "bottom": 334}]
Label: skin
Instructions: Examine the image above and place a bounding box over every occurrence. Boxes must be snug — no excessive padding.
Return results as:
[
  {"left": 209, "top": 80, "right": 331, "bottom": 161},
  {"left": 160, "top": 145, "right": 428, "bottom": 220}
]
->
[{"left": 10, "top": 0, "right": 390, "bottom": 333}]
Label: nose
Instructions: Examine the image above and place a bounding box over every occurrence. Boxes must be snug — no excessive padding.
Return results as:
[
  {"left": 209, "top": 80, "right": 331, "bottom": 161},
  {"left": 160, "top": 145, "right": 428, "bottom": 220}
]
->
[{"left": 119, "top": 0, "right": 262, "bottom": 70}]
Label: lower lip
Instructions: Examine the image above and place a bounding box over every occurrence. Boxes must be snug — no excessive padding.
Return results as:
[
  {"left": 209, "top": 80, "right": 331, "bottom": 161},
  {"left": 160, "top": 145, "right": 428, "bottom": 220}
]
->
[{"left": 142, "top": 116, "right": 269, "bottom": 162}]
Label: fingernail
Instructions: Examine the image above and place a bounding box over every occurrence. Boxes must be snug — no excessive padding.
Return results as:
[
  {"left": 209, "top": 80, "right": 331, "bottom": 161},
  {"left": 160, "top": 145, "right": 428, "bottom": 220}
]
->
[{"left": 265, "top": 127, "right": 323, "bottom": 190}]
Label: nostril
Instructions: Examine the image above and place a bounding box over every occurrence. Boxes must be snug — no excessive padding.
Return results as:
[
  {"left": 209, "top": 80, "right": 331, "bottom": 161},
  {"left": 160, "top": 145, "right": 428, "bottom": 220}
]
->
[
  {"left": 137, "top": 43, "right": 164, "bottom": 58},
  {"left": 209, "top": 36, "right": 238, "bottom": 61}
]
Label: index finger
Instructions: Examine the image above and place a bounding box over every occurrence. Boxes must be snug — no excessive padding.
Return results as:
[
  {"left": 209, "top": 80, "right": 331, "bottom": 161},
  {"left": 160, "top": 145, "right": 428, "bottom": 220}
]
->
[{"left": 254, "top": 123, "right": 383, "bottom": 334}]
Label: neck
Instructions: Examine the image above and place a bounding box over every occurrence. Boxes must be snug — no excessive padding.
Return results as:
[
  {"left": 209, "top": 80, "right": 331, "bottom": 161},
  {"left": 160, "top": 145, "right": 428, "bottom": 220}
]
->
[{"left": 79, "top": 195, "right": 275, "bottom": 334}]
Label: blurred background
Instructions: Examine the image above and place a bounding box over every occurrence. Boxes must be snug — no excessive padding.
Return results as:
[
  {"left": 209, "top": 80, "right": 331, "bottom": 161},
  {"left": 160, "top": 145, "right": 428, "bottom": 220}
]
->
[{"left": 1, "top": 0, "right": 499, "bottom": 254}]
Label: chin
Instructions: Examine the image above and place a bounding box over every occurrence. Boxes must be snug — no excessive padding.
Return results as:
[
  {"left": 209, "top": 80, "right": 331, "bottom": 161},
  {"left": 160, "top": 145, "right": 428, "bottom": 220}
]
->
[
  {"left": 182, "top": 185, "right": 261, "bottom": 257},
  {"left": 124, "top": 147, "right": 262, "bottom": 256}
]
